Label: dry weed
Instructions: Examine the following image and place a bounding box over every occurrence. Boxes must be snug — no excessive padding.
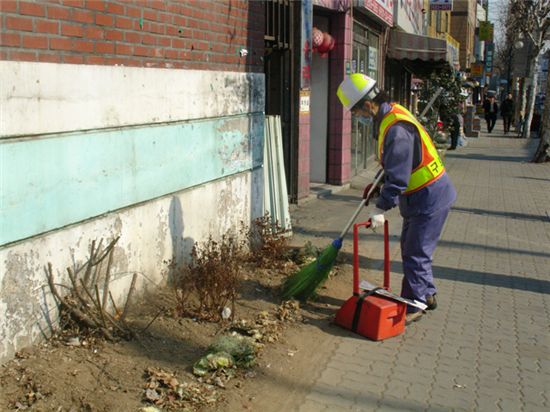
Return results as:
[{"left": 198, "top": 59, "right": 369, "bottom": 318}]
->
[
  {"left": 173, "top": 233, "right": 245, "bottom": 322},
  {"left": 248, "top": 214, "right": 290, "bottom": 268}
]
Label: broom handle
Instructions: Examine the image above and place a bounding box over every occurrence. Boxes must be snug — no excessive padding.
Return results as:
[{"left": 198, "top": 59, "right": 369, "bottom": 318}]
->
[{"left": 338, "top": 170, "right": 385, "bottom": 239}]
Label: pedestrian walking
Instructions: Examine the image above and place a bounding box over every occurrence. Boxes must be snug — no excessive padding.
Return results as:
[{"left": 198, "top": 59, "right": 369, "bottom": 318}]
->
[
  {"left": 500, "top": 93, "right": 515, "bottom": 134},
  {"left": 483, "top": 95, "right": 498, "bottom": 133},
  {"left": 336, "top": 74, "right": 457, "bottom": 324}
]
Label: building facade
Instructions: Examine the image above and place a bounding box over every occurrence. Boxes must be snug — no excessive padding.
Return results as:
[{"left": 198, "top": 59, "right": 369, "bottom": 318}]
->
[
  {"left": 0, "top": 0, "right": 265, "bottom": 362},
  {"left": 451, "top": 0, "right": 477, "bottom": 69}
]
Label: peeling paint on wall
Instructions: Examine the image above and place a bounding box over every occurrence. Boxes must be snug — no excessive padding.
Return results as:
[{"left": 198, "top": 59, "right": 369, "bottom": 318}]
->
[{"left": 0, "top": 61, "right": 265, "bottom": 363}]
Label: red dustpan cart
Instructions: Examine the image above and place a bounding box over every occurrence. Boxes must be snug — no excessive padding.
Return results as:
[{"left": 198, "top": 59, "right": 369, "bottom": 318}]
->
[{"left": 334, "top": 220, "right": 406, "bottom": 341}]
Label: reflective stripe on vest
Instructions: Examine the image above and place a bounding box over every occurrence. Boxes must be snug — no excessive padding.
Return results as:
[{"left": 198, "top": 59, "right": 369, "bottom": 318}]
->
[{"left": 378, "top": 104, "right": 445, "bottom": 194}]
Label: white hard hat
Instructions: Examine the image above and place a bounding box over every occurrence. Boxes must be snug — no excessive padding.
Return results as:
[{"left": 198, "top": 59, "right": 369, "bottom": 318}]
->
[{"left": 337, "top": 73, "right": 378, "bottom": 110}]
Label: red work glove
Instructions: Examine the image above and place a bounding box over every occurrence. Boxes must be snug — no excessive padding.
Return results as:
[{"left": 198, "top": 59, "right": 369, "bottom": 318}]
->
[{"left": 362, "top": 183, "right": 381, "bottom": 206}]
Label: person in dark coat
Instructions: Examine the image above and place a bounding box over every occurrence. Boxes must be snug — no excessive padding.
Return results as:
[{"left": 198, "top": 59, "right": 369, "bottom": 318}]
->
[
  {"left": 448, "top": 111, "right": 463, "bottom": 150},
  {"left": 483, "top": 95, "right": 498, "bottom": 133},
  {"left": 500, "top": 93, "right": 515, "bottom": 134}
]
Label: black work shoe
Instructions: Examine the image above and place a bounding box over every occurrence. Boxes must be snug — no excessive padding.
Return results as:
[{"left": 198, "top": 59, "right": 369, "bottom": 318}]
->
[
  {"left": 426, "top": 294, "right": 437, "bottom": 311},
  {"left": 405, "top": 311, "right": 424, "bottom": 325}
]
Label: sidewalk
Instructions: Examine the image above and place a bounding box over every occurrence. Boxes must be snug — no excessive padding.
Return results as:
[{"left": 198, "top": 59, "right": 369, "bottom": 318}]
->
[{"left": 290, "top": 122, "right": 550, "bottom": 411}]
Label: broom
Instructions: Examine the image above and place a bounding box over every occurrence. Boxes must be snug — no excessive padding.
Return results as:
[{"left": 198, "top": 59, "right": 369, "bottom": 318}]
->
[{"left": 282, "top": 170, "right": 385, "bottom": 301}]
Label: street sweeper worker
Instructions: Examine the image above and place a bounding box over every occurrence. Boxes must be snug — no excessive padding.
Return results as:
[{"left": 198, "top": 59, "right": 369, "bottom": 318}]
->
[{"left": 337, "top": 73, "right": 456, "bottom": 324}]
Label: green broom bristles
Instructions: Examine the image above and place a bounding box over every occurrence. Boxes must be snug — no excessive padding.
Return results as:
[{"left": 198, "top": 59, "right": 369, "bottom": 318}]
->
[{"left": 282, "top": 238, "right": 342, "bottom": 301}]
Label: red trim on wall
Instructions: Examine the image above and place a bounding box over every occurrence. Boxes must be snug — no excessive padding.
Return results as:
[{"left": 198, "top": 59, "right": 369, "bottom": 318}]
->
[{"left": 326, "top": 12, "right": 352, "bottom": 186}]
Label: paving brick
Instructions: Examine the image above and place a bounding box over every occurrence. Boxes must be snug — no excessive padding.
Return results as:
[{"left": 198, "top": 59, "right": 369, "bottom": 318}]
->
[
  {"left": 405, "top": 382, "right": 432, "bottom": 404},
  {"left": 328, "top": 359, "right": 374, "bottom": 376},
  {"left": 497, "top": 367, "right": 522, "bottom": 385},
  {"left": 477, "top": 386, "right": 520, "bottom": 401},
  {"left": 475, "top": 396, "right": 501, "bottom": 411},
  {"left": 338, "top": 340, "right": 365, "bottom": 356},
  {"left": 498, "top": 398, "right": 524, "bottom": 411},
  {"left": 520, "top": 386, "right": 547, "bottom": 406},
  {"left": 393, "top": 352, "right": 418, "bottom": 367},
  {"left": 345, "top": 370, "right": 388, "bottom": 389},
  {"left": 382, "top": 378, "right": 410, "bottom": 397},
  {"left": 366, "top": 360, "right": 395, "bottom": 376},
  {"left": 429, "top": 387, "right": 475, "bottom": 411},
  {"left": 341, "top": 376, "right": 386, "bottom": 395}
]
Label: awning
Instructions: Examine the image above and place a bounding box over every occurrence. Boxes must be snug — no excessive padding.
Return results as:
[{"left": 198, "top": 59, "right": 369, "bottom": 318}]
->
[
  {"left": 388, "top": 30, "right": 448, "bottom": 62},
  {"left": 387, "top": 30, "right": 451, "bottom": 74}
]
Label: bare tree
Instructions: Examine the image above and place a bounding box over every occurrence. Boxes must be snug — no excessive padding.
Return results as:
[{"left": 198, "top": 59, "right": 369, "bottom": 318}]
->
[
  {"left": 533, "top": 49, "right": 550, "bottom": 162},
  {"left": 495, "top": 1, "right": 516, "bottom": 94},
  {"left": 509, "top": 0, "right": 550, "bottom": 140}
]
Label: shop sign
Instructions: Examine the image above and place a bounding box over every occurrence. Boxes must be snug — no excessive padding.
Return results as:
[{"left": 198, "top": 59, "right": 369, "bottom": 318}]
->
[
  {"left": 364, "top": 0, "right": 393, "bottom": 26},
  {"left": 479, "top": 21, "right": 494, "bottom": 42},
  {"left": 470, "top": 63, "right": 483, "bottom": 77},
  {"left": 300, "top": 89, "right": 310, "bottom": 114},
  {"left": 445, "top": 33, "right": 460, "bottom": 69},
  {"left": 429, "top": 0, "right": 453, "bottom": 11}
]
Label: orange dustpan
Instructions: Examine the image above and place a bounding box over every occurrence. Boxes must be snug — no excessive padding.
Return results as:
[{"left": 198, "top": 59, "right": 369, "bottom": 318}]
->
[{"left": 334, "top": 220, "right": 406, "bottom": 341}]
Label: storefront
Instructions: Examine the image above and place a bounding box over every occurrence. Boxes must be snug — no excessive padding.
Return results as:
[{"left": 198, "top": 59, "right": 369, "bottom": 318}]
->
[
  {"left": 298, "top": 0, "right": 392, "bottom": 199},
  {"left": 386, "top": 29, "right": 452, "bottom": 109},
  {"left": 385, "top": 0, "right": 425, "bottom": 108},
  {"left": 350, "top": 1, "right": 392, "bottom": 175}
]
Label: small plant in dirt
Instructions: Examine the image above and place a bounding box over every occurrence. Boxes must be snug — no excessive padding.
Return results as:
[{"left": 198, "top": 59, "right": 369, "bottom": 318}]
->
[
  {"left": 192, "top": 334, "right": 257, "bottom": 378},
  {"left": 173, "top": 233, "right": 245, "bottom": 322},
  {"left": 248, "top": 213, "right": 291, "bottom": 267}
]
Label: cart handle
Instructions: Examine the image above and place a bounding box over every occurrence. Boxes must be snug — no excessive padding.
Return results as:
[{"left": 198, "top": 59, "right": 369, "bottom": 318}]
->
[{"left": 353, "top": 220, "right": 390, "bottom": 295}]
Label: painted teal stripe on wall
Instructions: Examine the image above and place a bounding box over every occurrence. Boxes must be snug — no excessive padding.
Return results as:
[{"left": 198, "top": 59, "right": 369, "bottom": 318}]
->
[{"left": 0, "top": 114, "right": 264, "bottom": 246}]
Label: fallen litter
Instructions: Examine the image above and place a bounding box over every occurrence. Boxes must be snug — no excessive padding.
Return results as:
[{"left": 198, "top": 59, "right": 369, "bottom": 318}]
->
[{"left": 143, "top": 367, "right": 221, "bottom": 410}]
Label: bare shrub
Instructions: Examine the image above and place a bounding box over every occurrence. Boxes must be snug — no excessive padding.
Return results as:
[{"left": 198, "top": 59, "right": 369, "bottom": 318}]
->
[
  {"left": 173, "top": 233, "right": 245, "bottom": 321},
  {"left": 248, "top": 214, "right": 290, "bottom": 268},
  {"left": 46, "top": 237, "right": 135, "bottom": 341}
]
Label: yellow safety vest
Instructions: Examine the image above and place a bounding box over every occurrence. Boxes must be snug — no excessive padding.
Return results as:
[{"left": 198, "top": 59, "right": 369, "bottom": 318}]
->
[{"left": 378, "top": 104, "right": 445, "bottom": 194}]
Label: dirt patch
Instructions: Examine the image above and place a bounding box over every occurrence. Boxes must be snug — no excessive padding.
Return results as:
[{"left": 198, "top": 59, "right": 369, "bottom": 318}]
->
[{"left": 0, "top": 242, "right": 384, "bottom": 412}]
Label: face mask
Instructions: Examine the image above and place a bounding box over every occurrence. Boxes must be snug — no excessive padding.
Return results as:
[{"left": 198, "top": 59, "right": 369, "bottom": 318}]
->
[{"left": 357, "top": 115, "right": 373, "bottom": 127}]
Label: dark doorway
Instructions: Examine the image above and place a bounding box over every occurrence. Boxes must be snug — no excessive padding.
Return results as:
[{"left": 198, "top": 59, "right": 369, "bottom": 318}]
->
[{"left": 264, "top": 0, "right": 298, "bottom": 202}]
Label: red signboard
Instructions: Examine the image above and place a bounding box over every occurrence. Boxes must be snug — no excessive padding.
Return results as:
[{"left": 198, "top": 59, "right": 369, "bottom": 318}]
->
[
  {"left": 364, "top": 0, "right": 394, "bottom": 26},
  {"left": 470, "top": 63, "right": 484, "bottom": 77}
]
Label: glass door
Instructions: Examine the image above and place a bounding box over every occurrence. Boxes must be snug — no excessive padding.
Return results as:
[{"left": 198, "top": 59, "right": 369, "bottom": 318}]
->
[{"left": 352, "top": 23, "right": 378, "bottom": 175}]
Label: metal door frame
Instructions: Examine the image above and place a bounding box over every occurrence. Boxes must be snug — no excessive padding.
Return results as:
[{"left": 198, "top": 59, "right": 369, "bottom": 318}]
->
[
  {"left": 264, "top": 0, "right": 298, "bottom": 203},
  {"left": 351, "top": 20, "right": 378, "bottom": 175}
]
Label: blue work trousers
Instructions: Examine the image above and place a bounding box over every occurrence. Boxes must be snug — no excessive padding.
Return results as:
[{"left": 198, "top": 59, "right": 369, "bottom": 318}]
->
[{"left": 400, "top": 206, "right": 451, "bottom": 312}]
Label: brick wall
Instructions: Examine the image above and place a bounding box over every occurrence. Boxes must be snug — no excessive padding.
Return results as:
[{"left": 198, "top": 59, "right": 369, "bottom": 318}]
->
[{"left": 0, "top": 0, "right": 264, "bottom": 72}]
